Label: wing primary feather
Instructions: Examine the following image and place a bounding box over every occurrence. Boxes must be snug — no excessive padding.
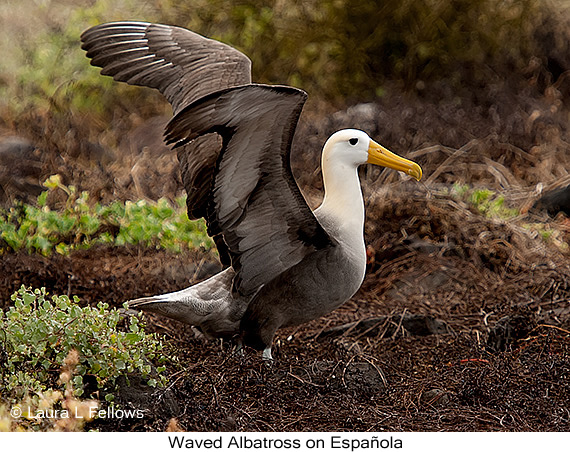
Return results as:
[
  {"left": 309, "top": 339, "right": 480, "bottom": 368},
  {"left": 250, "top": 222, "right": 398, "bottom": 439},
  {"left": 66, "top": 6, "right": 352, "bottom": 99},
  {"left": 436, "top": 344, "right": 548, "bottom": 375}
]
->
[{"left": 81, "top": 20, "right": 253, "bottom": 113}]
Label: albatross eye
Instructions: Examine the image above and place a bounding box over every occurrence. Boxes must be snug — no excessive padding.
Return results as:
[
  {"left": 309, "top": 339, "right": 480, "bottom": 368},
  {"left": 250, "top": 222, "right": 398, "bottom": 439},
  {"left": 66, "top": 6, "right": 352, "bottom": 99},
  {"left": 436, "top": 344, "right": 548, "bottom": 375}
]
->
[{"left": 349, "top": 138, "right": 358, "bottom": 146}]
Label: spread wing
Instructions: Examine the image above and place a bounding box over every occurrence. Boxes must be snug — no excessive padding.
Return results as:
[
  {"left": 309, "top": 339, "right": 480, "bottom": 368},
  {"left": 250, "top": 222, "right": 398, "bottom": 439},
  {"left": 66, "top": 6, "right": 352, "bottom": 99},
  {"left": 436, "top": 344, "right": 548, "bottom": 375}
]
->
[
  {"left": 165, "top": 85, "right": 333, "bottom": 296},
  {"left": 81, "top": 21, "right": 252, "bottom": 223},
  {"left": 82, "top": 22, "right": 332, "bottom": 295},
  {"left": 80, "top": 21, "right": 251, "bottom": 114}
]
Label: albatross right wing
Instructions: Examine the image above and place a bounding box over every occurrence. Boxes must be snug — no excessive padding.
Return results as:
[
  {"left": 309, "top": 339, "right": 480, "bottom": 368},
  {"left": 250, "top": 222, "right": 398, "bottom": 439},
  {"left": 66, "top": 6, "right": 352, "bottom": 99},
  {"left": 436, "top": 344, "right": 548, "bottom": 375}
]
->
[{"left": 165, "top": 84, "right": 333, "bottom": 297}]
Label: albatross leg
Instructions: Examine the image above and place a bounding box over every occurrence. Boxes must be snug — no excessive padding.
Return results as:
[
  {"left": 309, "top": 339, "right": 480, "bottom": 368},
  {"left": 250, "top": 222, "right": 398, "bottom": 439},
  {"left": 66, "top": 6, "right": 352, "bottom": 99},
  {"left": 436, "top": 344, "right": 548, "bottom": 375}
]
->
[
  {"left": 262, "top": 346, "right": 273, "bottom": 362},
  {"left": 191, "top": 326, "right": 208, "bottom": 340},
  {"left": 234, "top": 337, "right": 244, "bottom": 357}
]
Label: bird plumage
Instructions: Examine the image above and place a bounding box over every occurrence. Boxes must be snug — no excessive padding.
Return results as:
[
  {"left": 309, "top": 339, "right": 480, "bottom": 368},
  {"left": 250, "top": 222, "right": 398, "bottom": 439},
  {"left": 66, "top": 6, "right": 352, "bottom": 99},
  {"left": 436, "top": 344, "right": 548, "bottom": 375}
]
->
[{"left": 81, "top": 21, "right": 422, "bottom": 359}]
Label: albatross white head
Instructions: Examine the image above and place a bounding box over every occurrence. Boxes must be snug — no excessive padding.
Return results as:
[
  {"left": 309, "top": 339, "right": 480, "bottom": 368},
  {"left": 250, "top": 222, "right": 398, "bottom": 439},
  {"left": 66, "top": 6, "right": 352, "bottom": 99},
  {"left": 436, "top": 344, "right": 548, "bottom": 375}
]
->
[
  {"left": 318, "top": 129, "right": 422, "bottom": 233},
  {"left": 321, "top": 129, "right": 422, "bottom": 179}
]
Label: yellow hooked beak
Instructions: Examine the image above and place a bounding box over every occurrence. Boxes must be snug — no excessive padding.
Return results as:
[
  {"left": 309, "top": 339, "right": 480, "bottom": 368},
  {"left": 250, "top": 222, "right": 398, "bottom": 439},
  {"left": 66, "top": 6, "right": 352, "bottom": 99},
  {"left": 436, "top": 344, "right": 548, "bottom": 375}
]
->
[{"left": 367, "top": 140, "right": 422, "bottom": 181}]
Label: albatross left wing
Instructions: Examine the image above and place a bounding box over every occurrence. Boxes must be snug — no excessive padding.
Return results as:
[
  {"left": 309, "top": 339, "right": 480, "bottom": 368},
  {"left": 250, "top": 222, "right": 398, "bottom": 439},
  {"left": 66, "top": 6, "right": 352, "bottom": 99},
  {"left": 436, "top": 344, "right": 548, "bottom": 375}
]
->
[
  {"left": 80, "top": 21, "right": 252, "bottom": 114},
  {"left": 81, "top": 21, "right": 253, "bottom": 233}
]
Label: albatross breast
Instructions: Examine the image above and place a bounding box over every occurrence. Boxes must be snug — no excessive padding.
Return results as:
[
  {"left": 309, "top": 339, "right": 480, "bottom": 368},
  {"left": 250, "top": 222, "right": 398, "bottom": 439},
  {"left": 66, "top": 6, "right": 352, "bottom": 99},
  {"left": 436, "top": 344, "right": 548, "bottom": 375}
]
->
[{"left": 241, "top": 236, "right": 367, "bottom": 350}]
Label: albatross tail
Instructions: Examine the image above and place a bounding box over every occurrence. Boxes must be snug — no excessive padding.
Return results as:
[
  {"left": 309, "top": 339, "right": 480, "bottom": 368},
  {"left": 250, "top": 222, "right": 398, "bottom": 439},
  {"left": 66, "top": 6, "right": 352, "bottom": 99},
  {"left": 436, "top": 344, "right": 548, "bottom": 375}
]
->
[
  {"left": 127, "top": 290, "right": 194, "bottom": 313},
  {"left": 126, "top": 268, "right": 246, "bottom": 338}
]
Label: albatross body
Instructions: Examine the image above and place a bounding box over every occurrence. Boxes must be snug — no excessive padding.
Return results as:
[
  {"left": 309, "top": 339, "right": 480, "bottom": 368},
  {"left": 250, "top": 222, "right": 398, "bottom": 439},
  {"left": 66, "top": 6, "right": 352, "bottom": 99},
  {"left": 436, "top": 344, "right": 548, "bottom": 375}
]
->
[{"left": 81, "top": 22, "right": 422, "bottom": 360}]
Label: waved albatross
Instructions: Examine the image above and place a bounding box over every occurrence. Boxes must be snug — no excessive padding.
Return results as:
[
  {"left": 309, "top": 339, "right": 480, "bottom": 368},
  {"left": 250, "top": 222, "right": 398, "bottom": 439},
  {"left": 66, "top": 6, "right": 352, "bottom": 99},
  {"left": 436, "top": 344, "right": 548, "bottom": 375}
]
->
[{"left": 81, "top": 21, "right": 422, "bottom": 360}]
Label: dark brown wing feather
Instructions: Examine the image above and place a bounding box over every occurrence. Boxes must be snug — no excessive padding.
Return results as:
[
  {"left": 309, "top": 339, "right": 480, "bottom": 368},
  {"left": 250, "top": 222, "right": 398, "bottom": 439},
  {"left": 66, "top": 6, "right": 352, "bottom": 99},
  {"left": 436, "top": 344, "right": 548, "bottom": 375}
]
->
[
  {"left": 80, "top": 21, "right": 252, "bottom": 114},
  {"left": 165, "top": 85, "right": 332, "bottom": 296},
  {"left": 81, "top": 21, "right": 252, "bottom": 223},
  {"left": 82, "top": 22, "right": 332, "bottom": 294},
  {"left": 175, "top": 134, "right": 223, "bottom": 221}
]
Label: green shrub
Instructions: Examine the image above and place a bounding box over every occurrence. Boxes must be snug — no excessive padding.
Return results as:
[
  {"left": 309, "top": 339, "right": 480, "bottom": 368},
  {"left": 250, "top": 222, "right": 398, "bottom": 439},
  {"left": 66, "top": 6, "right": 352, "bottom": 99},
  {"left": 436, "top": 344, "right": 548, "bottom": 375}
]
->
[
  {"left": 0, "top": 349, "right": 100, "bottom": 432},
  {"left": 451, "top": 183, "right": 519, "bottom": 219},
  {"left": 0, "top": 286, "right": 172, "bottom": 407},
  {"left": 0, "top": 175, "right": 213, "bottom": 255}
]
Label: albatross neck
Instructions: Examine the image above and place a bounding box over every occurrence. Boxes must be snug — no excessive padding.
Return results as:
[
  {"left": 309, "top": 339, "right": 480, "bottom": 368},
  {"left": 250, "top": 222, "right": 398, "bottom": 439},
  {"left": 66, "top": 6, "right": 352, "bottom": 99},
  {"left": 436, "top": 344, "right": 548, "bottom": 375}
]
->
[{"left": 316, "top": 158, "right": 365, "bottom": 237}]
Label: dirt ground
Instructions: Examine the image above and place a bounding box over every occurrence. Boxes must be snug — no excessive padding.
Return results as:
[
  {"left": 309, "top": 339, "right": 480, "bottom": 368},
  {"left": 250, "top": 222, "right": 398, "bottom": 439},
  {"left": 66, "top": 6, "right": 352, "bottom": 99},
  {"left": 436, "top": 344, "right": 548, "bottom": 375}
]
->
[
  {"left": 1, "top": 82, "right": 570, "bottom": 431},
  {"left": 1, "top": 194, "right": 569, "bottom": 432}
]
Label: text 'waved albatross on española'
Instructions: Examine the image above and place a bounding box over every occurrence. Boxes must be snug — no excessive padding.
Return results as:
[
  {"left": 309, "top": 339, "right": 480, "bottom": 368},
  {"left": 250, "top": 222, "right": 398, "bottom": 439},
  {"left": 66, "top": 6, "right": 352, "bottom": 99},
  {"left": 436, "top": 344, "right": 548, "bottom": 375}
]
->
[{"left": 81, "top": 21, "right": 423, "bottom": 361}]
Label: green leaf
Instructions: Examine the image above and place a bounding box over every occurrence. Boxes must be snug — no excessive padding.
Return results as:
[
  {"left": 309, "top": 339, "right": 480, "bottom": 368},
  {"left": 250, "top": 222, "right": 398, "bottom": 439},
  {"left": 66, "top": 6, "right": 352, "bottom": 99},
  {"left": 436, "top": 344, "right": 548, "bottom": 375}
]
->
[
  {"left": 125, "top": 332, "right": 141, "bottom": 343},
  {"left": 37, "top": 191, "right": 48, "bottom": 207},
  {"left": 22, "top": 292, "right": 35, "bottom": 306}
]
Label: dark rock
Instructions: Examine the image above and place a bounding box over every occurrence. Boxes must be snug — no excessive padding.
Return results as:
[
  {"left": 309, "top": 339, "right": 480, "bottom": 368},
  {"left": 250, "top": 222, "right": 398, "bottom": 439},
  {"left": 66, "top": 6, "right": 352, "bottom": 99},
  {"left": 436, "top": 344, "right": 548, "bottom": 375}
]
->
[
  {"left": 115, "top": 373, "right": 179, "bottom": 419},
  {"left": 0, "top": 136, "right": 43, "bottom": 205},
  {"left": 487, "top": 312, "right": 536, "bottom": 352},
  {"left": 420, "top": 388, "right": 451, "bottom": 407},
  {"left": 531, "top": 185, "right": 570, "bottom": 217},
  {"left": 307, "top": 360, "right": 387, "bottom": 395}
]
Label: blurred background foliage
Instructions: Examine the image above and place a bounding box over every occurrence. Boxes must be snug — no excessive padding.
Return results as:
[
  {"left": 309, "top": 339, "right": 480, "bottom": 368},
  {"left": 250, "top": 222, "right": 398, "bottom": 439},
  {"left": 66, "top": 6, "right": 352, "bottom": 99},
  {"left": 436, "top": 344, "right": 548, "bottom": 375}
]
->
[
  {"left": 0, "top": 0, "right": 162, "bottom": 118},
  {"left": 161, "top": 0, "right": 557, "bottom": 101},
  {"left": 2, "top": 0, "right": 570, "bottom": 208},
  {"left": 1, "top": 0, "right": 569, "bottom": 119}
]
